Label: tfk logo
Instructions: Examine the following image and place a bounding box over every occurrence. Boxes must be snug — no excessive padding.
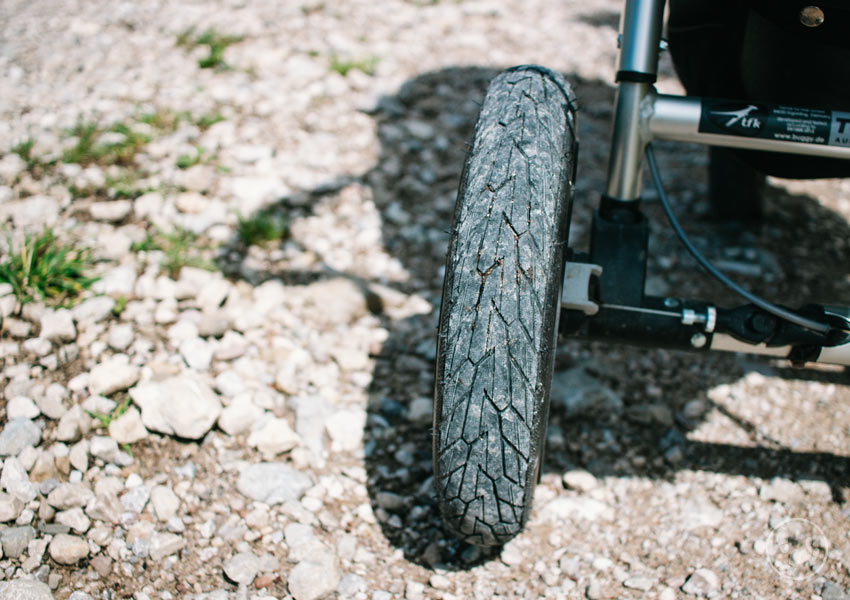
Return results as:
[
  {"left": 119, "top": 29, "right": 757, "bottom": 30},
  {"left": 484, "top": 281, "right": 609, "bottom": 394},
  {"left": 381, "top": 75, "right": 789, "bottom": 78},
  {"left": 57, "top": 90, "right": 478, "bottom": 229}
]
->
[
  {"left": 704, "top": 103, "right": 767, "bottom": 137},
  {"left": 712, "top": 105, "right": 762, "bottom": 129}
]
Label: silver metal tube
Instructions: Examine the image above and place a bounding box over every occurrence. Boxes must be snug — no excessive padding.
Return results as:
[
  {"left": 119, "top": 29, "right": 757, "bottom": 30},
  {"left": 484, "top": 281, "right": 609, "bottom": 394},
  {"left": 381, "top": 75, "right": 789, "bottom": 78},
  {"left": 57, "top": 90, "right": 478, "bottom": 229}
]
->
[
  {"left": 618, "top": 0, "right": 666, "bottom": 75},
  {"left": 649, "top": 94, "right": 850, "bottom": 160},
  {"left": 606, "top": 82, "right": 652, "bottom": 200},
  {"left": 816, "top": 342, "right": 850, "bottom": 366},
  {"left": 710, "top": 333, "right": 792, "bottom": 357},
  {"left": 605, "top": 0, "right": 666, "bottom": 201},
  {"left": 711, "top": 334, "right": 850, "bottom": 367}
]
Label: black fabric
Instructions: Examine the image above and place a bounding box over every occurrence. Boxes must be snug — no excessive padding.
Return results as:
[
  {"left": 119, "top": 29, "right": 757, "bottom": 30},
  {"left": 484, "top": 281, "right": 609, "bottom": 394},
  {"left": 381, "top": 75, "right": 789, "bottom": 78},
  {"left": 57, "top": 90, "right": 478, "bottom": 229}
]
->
[{"left": 667, "top": 0, "right": 850, "bottom": 179}]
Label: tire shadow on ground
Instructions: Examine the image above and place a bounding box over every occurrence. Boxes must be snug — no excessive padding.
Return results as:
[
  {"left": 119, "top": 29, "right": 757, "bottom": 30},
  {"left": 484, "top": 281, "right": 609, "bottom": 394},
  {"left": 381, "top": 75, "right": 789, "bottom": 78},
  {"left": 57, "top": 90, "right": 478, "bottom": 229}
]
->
[{"left": 218, "top": 66, "right": 850, "bottom": 570}]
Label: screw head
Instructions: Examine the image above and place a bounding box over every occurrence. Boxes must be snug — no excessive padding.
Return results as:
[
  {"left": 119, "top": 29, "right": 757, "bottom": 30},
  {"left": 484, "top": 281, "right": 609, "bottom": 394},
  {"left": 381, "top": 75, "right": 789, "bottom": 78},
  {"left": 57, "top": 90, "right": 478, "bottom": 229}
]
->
[
  {"left": 690, "top": 333, "right": 707, "bottom": 348},
  {"left": 664, "top": 297, "right": 679, "bottom": 308},
  {"left": 799, "top": 6, "right": 825, "bottom": 27}
]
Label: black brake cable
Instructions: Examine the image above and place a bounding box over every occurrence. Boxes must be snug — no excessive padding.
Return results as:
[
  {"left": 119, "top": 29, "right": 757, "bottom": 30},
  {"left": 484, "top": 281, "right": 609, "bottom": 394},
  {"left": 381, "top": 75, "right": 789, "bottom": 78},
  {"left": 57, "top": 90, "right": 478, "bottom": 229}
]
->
[{"left": 644, "top": 143, "right": 831, "bottom": 336}]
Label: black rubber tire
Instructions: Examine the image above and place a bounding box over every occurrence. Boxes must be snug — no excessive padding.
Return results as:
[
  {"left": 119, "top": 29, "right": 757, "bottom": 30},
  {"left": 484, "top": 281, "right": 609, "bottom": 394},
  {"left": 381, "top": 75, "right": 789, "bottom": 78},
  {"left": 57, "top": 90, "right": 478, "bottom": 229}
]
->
[{"left": 433, "top": 66, "right": 578, "bottom": 547}]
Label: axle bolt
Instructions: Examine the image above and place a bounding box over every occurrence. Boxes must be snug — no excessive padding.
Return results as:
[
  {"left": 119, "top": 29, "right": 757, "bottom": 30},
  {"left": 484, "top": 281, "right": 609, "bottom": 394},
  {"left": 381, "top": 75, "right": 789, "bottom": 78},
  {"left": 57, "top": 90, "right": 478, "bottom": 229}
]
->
[
  {"left": 799, "top": 6, "right": 825, "bottom": 27},
  {"left": 690, "top": 333, "right": 707, "bottom": 348}
]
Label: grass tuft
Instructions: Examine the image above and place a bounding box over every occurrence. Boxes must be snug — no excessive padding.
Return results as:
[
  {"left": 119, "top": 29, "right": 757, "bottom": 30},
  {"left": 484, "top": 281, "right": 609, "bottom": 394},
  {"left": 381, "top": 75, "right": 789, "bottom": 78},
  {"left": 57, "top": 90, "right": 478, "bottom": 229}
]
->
[
  {"left": 329, "top": 54, "right": 380, "bottom": 77},
  {"left": 11, "top": 138, "right": 36, "bottom": 163},
  {"left": 131, "top": 226, "right": 215, "bottom": 277},
  {"left": 176, "top": 146, "right": 204, "bottom": 170},
  {"left": 112, "top": 295, "right": 129, "bottom": 316},
  {"left": 62, "top": 121, "right": 149, "bottom": 167},
  {"left": 0, "top": 229, "right": 97, "bottom": 307},
  {"left": 87, "top": 395, "right": 132, "bottom": 428},
  {"left": 178, "top": 27, "right": 243, "bottom": 70},
  {"left": 196, "top": 112, "right": 225, "bottom": 129},
  {"left": 237, "top": 209, "right": 289, "bottom": 246}
]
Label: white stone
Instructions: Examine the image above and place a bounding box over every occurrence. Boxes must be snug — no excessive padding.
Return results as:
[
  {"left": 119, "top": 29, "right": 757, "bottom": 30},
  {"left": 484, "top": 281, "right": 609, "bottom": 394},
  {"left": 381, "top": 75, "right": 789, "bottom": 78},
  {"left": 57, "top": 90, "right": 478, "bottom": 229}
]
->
[
  {"left": 680, "top": 500, "right": 724, "bottom": 531},
  {"left": 84, "top": 493, "right": 122, "bottom": 524},
  {"left": 407, "top": 397, "right": 432, "bottom": 424},
  {"left": 217, "top": 394, "right": 264, "bottom": 436},
  {"left": 130, "top": 375, "right": 222, "bottom": 439},
  {"left": 89, "top": 200, "right": 132, "bottom": 222},
  {"left": 107, "top": 323, "right": 135, "bottom": 351},
  {"left": 0, "top": 492, "right": 24, "bottom": 521},
  {"left": 175, "top": 192, "right": 208, "bottom": 214},
  {"left": 179, "top": 337, "right": 213, "bottom": 370},
  {"left": 429, "top": 574, "right": 451, "bottom": 590},
  {"left": 47, "top": 483, "right": 95, "bottom": 509},
  {"left": 623, "top": 576, "right": 654, "bottom": 591},
  {"left": 229, "top": 175, "right": 288, "bottom": 215},
  {"left": 405, "top": 581, "right": 425, "bottom": 600},
  {"left": 88, "top": 354, "right": 140, "bottom": 396},
  {"left": 49, "top": 533, "right": 90, "bottom": 564},
  {"left": 39, "top": 308, "right": 76, "bottom": 342},
  {"left": 23, "top": 337, "right": 51, "bottom": 356},
  {"left": 134, "top": 192, "right": 164, "bottom": 220},
  {"left": 562, "top": 470, "right": 598, "bottom": 493},
  {"left": 0, "top": 580, "right": 54, "bottom": 600},
  {"left": 149, "top": 532, "right": 185, "bottom": 561},
  {"left": 154, "top": 298, "right": 178, "bottom": 324},
  {"left": 150, "top": 485, "right": 180, "bottom": 521},
  {"left": 551, "top": 367, "right": 623, "bottom": 417},
  {"left": 681, "top": 568, "right": 719, "bottom": 596},
  {"left": 542, "top": 497, "right": 614, "bottom": 522},
  {"left": 92, "top": 264, "right": 137, "bottom": 296},
  {"left": 69, "top": 439, "right": 89, "bottom": 472},
  {"left": 16, "top": 446, "right": 37, "bottom": 471},
  {"left": 659, "top": 588, "right": 677, "bottom": 600},
  {"left": 121, "top": 485, "right": 150, "bottom": 513},
  {"left": 248, "top": 418, "right": 301, "bottom": 456},
  {"left": 197, "top": 278, "right": 231, "bottom": 314},
  {"left": 81, "top": 394, "right": 116, "bottom": 415},
  {"left": 55, "top": 507, "right": 91, "bottom": 533},
  {"left": 285, "top": 523, "right": 328, "bottom": 562},
  {"left": 1, "top": 457, "right": 37, "bottom": 503},
  {"left": 12, "top": 196, "right": 60, "bottom": 229},
  {"left": 108, "top": 406, "right": 148, "bottom": 444},
  {"left": 89, "top": 436, "right": 118, "bottom": 462},
  {"left": 223, "top": 551, "right": 260, "bottom": 585},
  {"left": 71, "top": 296, "right": 115, "bottom": 325},
  {"left": 0, "top": 152, "right": 26, "bottom": 183},
  {"left": 287, "top": 552, "right": 340, "bottom": 600},
  {"left": 325, "top": 408, "right": 366, "bottom": 451},
  {"left": 6, "top": 396, "right": 40, "bottom": 420},
  {"left": 0, "top": 419, "right": 41, "bottom": 456},
  {"left": 236, "top": 462, "right": 311, "bottom": 505},
  {"left": 214, "top": 370, "right": 246, "bottom": 397},
  {"left": 36, "top": 383, "right": 69, "bottom": 419},
  {"left": 54, "top": 405, "right": 90, "bottom": 442},
  {"left": 759, "top": 478, "right": 805, "bottom": 504}
]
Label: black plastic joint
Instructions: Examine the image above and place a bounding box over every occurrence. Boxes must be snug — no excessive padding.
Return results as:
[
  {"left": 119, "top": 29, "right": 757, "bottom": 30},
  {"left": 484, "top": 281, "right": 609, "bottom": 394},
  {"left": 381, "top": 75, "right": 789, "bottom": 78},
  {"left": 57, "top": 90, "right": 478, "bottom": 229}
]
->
[
  {"left": 616, "top": 70, "right": 657, "bottom": 84},
  {"left": 599, "top": 195, "right": 643, "bottom": 224}
]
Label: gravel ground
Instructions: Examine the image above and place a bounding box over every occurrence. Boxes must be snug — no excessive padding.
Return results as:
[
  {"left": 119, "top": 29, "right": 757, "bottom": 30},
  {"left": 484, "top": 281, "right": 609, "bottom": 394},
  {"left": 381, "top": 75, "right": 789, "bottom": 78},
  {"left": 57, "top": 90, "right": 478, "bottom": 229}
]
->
[{"left": 1, "top": 0, "right": 849, "bottom": 599}]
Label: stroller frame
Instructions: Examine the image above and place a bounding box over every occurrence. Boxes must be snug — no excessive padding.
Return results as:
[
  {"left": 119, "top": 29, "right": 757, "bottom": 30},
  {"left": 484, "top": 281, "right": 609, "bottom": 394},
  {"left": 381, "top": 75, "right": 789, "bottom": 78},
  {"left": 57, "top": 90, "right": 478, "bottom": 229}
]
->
[{"left": 563, "top": 0, "right": 850, "bottom": 367}]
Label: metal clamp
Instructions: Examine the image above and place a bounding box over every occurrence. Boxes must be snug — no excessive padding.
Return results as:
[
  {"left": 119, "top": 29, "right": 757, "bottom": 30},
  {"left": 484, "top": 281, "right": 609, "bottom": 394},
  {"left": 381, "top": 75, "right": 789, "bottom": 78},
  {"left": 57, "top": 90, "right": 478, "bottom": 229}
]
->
[
  {"left": 562, "top": 262, "right": 603, "bottom": 315},
  {"left": 681, "top": 306, "right": 717, "bottom": 333}
]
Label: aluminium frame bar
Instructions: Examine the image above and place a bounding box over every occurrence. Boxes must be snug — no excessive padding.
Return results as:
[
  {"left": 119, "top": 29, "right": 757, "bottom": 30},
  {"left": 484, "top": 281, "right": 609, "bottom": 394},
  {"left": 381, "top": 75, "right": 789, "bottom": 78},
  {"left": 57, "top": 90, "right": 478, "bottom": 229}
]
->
[
  {"left": 605, "top": 0, "right": 665, "bottom": 201},
  {"left": 648, "top": 94, "right": 850, "bottom": 159}
]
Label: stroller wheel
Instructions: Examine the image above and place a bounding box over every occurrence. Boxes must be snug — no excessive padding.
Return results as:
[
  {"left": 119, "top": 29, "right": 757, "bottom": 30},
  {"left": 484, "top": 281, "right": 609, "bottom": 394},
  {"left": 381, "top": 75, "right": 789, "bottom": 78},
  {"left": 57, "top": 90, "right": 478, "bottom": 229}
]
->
[{"left": 433, "top": 66, "right": 577, "bottom": 547}]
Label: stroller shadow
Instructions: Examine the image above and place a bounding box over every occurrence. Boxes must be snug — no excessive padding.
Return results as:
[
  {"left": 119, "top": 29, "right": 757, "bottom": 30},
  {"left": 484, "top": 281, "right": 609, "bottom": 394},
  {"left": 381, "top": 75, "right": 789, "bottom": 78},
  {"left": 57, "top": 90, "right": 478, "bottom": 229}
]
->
[{"left": 219, "top": 66, "right": 850, "bottom": 570}]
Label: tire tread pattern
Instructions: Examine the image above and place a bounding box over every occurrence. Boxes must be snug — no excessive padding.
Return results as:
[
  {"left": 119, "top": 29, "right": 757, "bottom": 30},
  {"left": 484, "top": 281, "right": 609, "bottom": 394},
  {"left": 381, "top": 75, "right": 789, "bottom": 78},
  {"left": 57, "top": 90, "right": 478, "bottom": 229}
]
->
[{"left": 434, "top": 65, "right": 577, "bottom": 546}]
